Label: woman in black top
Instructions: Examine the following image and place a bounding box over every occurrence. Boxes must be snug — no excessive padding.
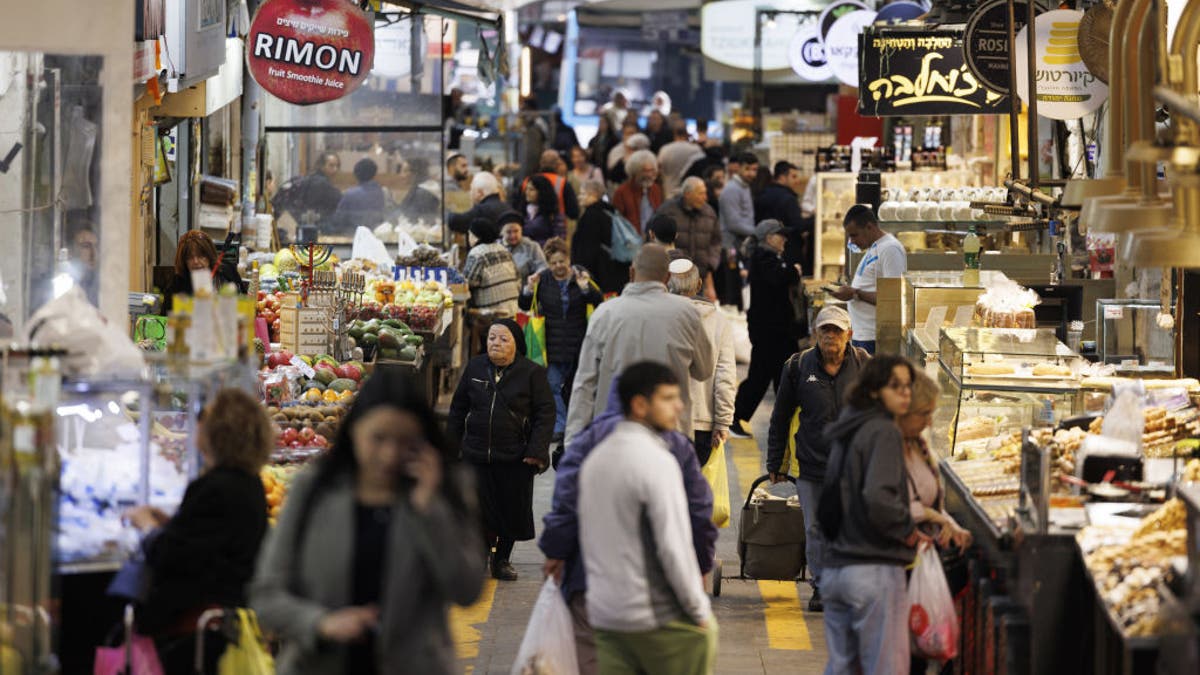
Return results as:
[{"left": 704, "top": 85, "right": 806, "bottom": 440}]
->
[
  {"left": 447, "top": 319, "right": 555, "bottom": 581},
  {"left": 518, "top": 237, "right": 603, "bottom": 442},
  {"left": 251, "top": 372, "right": 484, "bottom": 675},
  {"left": 125, "top": 388, "right": 273, "bottom": 673},
  {"left": 571, "top": 179, "right": 628, "bottom": 295},
  {"left": 161, "top": 230, "right": 244, "bottom": 311}
]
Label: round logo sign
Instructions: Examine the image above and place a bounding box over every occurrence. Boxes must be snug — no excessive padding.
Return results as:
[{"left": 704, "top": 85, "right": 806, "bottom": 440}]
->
[
  {"left": 1014, "top": 8, "right": 1108, "bottom": 119},
  {"left": 825, "top": 9, "right": 878, "bottom": 87},
  {"left": 819, "top": 0, "right": 869, "bottom": 40},
  {"left": 964, "top": 0, "right": 1043, "bottom": 95},
  {"left": 875, "top": 1, "right": 927, "bottom": 23},
  {"left": 246, "top": 0, "right": 376, "bottom": 106},
  {"left": 788, "top": 26, "right": 833, "bottom": 82}
]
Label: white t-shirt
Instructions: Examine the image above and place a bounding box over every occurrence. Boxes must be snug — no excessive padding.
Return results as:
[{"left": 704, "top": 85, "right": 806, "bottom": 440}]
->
[{"left": 848, "top": 232, "right": 907, "bottom": 341}]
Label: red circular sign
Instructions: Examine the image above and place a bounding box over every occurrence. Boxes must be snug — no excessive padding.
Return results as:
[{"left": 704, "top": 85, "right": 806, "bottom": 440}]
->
[{"left": 246, "top": 0, "right": 375, "bottom": 106}]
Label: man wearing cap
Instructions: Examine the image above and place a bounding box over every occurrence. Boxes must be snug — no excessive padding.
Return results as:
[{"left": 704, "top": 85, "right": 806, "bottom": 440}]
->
[
  {"left": 729, "top": 220, "right": 802, "bottom": 438},
  {"left": 766, "top": 304, "right": 870, "bottom": 612}
]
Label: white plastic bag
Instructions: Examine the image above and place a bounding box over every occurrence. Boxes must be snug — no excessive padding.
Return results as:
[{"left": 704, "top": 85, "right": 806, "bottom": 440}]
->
[
  {"left": 351, "top": 226, "right": 395, "bottom": 269},
  {"left": 510, "top": 579, "right": 578, "bottom": 675},
  {"left": 24, "top": 286, "right": 145, "bottom": 377},
  {"left": 907, "top": 545, "right": 959, "bottom": 662},
  {"left": 396, "top": 229, "right": 419, "bottom": 259}
]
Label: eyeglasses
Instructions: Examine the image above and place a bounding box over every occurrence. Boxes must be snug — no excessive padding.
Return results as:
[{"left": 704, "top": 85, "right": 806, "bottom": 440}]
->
[{"left": 885, "top": 380, "right": 912, "bottom": 392}]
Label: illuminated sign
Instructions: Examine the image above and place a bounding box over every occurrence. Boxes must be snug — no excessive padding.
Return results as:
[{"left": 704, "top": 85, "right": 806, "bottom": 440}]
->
[{"left": 857, "top": 28, "right": 1008, "bottom": 117}]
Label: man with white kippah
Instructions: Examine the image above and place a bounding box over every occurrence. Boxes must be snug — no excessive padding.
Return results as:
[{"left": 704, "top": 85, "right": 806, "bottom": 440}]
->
[{"left": 765, "top": 303, "right": 871, "bottom": 612}]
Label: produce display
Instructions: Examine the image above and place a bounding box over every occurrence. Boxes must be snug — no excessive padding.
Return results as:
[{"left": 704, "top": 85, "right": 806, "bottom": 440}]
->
[
  {"left": 347, "top": 318, "right": 426, "bottom": 361},
  {"left": 396, "top": 243, "right": 448, "bottom": 267},
  {"left": 256, "top": 290, "right": 288, "bottom": 343},
  {"left": 261, "top": 464, "right": 301, "bottom": 526}
]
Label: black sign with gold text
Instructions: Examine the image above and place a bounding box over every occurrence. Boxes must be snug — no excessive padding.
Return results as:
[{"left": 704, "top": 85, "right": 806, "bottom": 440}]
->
[{"left": 858, "top": 27, "right": 1008, "bottom": 117}]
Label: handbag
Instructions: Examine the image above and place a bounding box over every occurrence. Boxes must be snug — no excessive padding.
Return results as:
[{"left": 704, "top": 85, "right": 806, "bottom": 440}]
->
[
  {"left": 94, "top": 606, "right": 165, "bottom": 675},
  {"left": 216, "top": 609, "right": 274, "bottom": 675},
  {"left": 107, "top": 530, "right": 160, "bottom": 603},
  {"left": 524, "top": 282, "right": 547, "bottom": 366},
  {"left": 701, "top": 441, "right": 731, "bottom": 528}
]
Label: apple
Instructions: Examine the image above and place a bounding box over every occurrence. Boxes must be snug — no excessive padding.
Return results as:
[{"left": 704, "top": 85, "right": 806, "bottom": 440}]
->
[
  {"left": 299, "top": 427, "right": 316, "bottom": 444},
  {"left": 257, "top": 290, "right": 267, "bottom": 301}
]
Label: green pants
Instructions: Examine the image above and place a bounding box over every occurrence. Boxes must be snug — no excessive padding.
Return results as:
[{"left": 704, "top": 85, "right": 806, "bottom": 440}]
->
[{"left": 595, "top": 619, "right": 718, "bottom": 675}]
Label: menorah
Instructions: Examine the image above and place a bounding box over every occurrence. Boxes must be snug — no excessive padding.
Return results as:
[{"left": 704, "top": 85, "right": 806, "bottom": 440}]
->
[{"left": 288, "top": 243, "right": 333, "bottom": 305}]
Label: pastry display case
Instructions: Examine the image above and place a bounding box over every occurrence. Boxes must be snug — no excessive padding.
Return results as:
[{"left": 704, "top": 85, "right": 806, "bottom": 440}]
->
[{"left": 1095, "top": 299, "right": 1177, "bottom": 377}]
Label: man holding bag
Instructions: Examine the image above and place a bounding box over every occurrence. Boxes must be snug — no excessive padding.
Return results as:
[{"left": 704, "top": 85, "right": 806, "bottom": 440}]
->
[
  {"left": 765, "top": 306, "right": 870, "bottom": 611},
  {"left": 577, "top": 363, "right": 717, "bottom": 675},
  {"left": 540, "top": 370, "right": 717, "bottom": 674}
]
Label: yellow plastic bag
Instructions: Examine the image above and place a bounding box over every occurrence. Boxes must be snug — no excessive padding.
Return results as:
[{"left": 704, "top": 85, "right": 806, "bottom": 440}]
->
[
  {"left": 778, "top": 408, "right": 801, "bottom": 477},
  {"left": 217, "top": 609, "right": 274, "bottom": 675},
  {"left": 702, "top": 441, "right": 731, "bottom": 528}
]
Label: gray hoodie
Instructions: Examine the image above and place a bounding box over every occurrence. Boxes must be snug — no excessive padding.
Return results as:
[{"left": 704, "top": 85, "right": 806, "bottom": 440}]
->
[{"left": 820, "top": 405, "right": 918, "bottom": 568}]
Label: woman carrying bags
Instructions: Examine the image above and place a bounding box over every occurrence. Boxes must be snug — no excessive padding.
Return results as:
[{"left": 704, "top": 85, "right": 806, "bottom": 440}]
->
[
  {"left": 448, "top": 319, "right": 556, "bottom": 581},
  {"left": 251, "top": 372, "right": 485, "bottom": 675},
  {"left": 518, "top": 237, "right": 603, "bottom": 445},
  {"left": 897, "top": 370, "right": 972, "bottom": 674}
]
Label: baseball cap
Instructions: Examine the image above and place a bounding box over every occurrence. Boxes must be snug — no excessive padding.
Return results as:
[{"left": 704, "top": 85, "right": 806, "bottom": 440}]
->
[
  {"left": 755, "top": 219, "right": 785, "bottom": 241},
  {"left": 814, "top": 305, "right": 852, "bottom": 331}
]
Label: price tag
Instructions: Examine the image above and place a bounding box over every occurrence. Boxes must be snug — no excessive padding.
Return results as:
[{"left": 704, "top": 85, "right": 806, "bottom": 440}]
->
[
  {"left": 290, "top": 355, "right": 316, "bottom": 379},
  {"left": 923, "top": 306, "right": 948, "bottom": 342},
  {"left": 952, "top": 305, "right": 975, "bottom": 327},
  {"left": 1103, "top": 305, "right": 1124, "bottom": 320},
  {"left": 13, "top": 424, "right": 34, "bottom": 456},
  {"left": 1120, "top": 359, "right": 1140, "bottom": 369}
]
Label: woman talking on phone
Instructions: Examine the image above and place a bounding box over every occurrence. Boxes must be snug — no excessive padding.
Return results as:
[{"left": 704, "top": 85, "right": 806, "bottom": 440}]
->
[{"left": 251, "top": 372, "right": 484, "bottom": 675}]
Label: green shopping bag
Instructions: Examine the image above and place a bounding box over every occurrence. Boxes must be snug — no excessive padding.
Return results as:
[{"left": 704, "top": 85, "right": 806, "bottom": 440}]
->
[{"left": 525, "top": 283, "right": 547, "bottom": 366}]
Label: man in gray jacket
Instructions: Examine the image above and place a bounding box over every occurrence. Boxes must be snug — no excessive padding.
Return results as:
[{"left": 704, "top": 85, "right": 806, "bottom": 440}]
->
[
  {"left": 718, "top": 152, "right": 758, "bottom": 249},
  {"left": 565, "top": 244, "right": 716, "bottom": 447}
]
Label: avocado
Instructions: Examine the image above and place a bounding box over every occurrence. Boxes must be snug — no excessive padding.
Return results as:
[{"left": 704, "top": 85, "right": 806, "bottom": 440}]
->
[
  {"left": 313, "top": 369, "right": 337, "bottom": 386},
  {"left": 404, "top": 334, "right": 423, "bottom": 347},
  {"left": 307, "top": 379, "right": 327, "bottom": 392},
  {"left": 361, "top": 333, "right": 379, "bottom": 346},
  {"left": 378, "top": 348, "right": 400, "bottom": 360},
  {"left": 348, "top": 325, "right": 366, "bottom": 341},
  {"left": 381, "top": 319, "right": 410, "bottom": 331},
  {"left": 399, "top": 346, "right": 418, "bottom": 361}
]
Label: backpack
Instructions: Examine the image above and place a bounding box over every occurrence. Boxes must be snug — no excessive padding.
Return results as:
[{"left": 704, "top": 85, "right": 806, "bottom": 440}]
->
[
  {"left": 271, "top": 175, "right": 310, "bottom": 217},
  {"left": 605, "top": 211, "right": 641, "bottom": 263}
]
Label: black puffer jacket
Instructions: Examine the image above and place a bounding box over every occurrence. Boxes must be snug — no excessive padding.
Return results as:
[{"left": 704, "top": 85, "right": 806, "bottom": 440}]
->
[
  {"left": 448, "top": 355, "right": 556, "bottom": 466},
  {"left": 745, "top": 243, "right": 800, "bottom": 335},
  {"left": 518, "top": 270, "right": 603, "bottom": 365}
]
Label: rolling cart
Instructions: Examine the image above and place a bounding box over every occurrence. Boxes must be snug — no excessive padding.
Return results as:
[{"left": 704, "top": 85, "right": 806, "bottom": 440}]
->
[{"left": 713, "top": 474, "right": 807, "bottom": 596}]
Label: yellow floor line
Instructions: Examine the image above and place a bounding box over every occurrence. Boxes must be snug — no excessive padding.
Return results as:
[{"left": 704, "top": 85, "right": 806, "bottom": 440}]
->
[
  {"left": 729, "top": 435, "right": 813, "bottom": 651},
  {"left": 450, "top": 578, "right": 498, "bottom": 661},
  {"left": 758, "top": 580, "right": 814, "bottom": 651}
]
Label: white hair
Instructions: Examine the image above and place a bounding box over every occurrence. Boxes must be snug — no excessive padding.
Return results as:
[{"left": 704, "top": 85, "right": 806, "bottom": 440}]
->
[
  {"left": 626, "top": 133, "right": 651, "bottom": 151},
  {"left": 581, "top": 179, "right": 606, "bottom": 199},
  {"left": 470, "top": 171, "right": 501, "bottom": 197},
  {"left": 668, "top": 260, "right": 701, "bottom": 296},
  {"left": 626, "top": 149, "right": 658, "bottom": 179},
  {"left": 681, "top": 176, "right": 706, "bottom": 196}
]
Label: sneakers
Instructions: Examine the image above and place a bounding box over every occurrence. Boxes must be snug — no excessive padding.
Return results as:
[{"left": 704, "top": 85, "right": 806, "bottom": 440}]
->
[
  {"left": 728, "top": 420, "right": 753, "bottom": 439},
  {"left": 491, "top": 560, "right": 518, "bottom": 581},
  {"left": 807, "top": 588, "right": 823, "bottom": 612}
]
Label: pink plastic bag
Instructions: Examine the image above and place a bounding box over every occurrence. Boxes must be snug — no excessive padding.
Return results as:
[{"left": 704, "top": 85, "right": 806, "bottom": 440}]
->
[
  {"left": 907, "top": 545, "right": 960, "bottom": 662},
  {"left": 94, "top": 634, "right": 164, "bottom": 675}
]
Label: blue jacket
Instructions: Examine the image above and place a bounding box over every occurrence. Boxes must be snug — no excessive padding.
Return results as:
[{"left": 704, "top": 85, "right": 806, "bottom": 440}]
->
[{"left": 539, "top": 379, "right": 718, "bottom": 600}]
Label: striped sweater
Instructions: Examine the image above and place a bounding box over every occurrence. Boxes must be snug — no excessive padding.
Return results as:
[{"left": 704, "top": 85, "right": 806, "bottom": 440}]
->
[{"left": 463, "top": 242, "right": 521, "bottom": 314}]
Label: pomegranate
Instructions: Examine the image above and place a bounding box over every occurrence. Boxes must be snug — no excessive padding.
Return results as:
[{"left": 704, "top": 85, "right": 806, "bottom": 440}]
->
[{"left": 247, "top": 0, "right": 375, "bottom": 105}]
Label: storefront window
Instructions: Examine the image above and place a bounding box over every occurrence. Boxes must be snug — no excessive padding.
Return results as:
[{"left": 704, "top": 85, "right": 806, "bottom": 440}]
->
[{"left": 0, "top": 52, "right": 103, "bottom": 336}]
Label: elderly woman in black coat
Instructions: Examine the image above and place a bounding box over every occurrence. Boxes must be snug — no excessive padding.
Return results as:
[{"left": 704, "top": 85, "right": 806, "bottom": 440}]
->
[
  {"left": 518, "top": 237, "right": 603, "bottom": 444},
  {"left": 448, "top": 319, "right": 555, "bottom": 581}
]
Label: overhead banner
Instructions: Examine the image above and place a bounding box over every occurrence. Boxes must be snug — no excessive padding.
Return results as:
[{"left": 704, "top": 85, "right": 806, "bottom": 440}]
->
[
  {"left": 246, "top": 0, "right": 376, "bottom": 106},
  {"left": 857, "top": 27, "right": 1008, "bottom": 117}
]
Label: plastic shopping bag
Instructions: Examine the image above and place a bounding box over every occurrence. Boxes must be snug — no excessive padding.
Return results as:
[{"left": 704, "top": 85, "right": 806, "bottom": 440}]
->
[
  {"left": 701, "top": 441, "right": 731, "bottom": 528},
  {"left": 510, "top": 579, "right": 578, "bottom": 675},
  {"left": 907, "top": 544, "right": 960, "bottom": 662},
  {"left": 217, "top": 609, "right": 275, "bottom": 675},
  {"left": 351, "top": 225, "right": 394, "bottom": 269},
  {"left": 523, "top": 284, "right": 548, "bottom": 366},
  {"left": 93, "top": 634, "right": 164, "bottom": 675}
]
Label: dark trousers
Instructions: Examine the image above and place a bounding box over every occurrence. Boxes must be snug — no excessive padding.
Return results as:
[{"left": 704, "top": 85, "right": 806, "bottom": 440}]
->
[
  {"left": 734, "top": 330, "right": 796, "bottom": 422},
  {"left": 715, "top": 248, "right": 744, "bottom": 309},
  {"left": 694, "top": 430, "right": 714, "bottom": 467}
]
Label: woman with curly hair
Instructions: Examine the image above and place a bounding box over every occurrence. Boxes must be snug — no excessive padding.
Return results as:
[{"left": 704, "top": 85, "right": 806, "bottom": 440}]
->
[{"left": 162, "top": 230, "right": 244, "bottom": 310}]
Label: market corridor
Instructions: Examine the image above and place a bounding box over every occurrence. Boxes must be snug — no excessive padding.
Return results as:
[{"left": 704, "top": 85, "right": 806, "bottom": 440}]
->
[{"left": 449, "top": 386, "right": 829, "bottom": 674}]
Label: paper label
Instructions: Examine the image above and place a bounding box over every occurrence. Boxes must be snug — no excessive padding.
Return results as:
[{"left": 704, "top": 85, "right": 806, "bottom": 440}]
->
[
  {"left": 1103, "top": 306, "right": 1124, "bottom": 320},
  {"left": 290, "top": 356, "right": 316, "bottom": 379},
  {"left": 952, "top": 305, "right": 975, "bottom": 327},
  {"left": 924, "top": 306, "right": 948, "bottom": 340},
  {"left": 13, "top": 424, "right": 34, "bottom": 455}
]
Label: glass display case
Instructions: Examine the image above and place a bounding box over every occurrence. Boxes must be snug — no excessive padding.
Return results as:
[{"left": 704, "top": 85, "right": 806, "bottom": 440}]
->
[
  {"left": 895, "top": 270, "right": 1009, "bottom": 370},
  {"left": 1096, "top": 299, "right": 1176, "bottom": 377},
  {"left": 55, "top": 379, "right": 152, "bottom": 572},
  {"left": 934, "top": 327, "right": 1084, "bottom": 460}
]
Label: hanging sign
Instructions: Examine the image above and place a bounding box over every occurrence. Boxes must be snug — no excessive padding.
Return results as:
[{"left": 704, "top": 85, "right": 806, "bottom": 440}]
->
[
  {"left": 826, "top": 9, "right": 878, "bottom": 86},
  {"left": 858, "top": 27, "right": 1008, "bottom": 117},
  {"left": 246, "top": 0, "right": 376, "bottom": 106},
  {"left": 788, "top": 25, "right": 832, "bottom": 82},
  {"left": 1013, "top": 9, "right": 1108, "bottom": 119},
  {"left": 964, "top": 0, "right": 1043, "bottom": 95}
]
